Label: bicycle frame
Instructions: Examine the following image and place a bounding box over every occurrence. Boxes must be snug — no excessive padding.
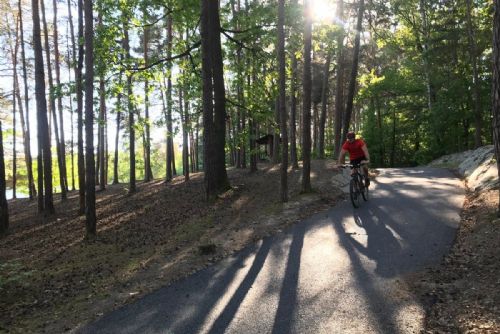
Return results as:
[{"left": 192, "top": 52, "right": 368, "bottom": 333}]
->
[{"left": 341, "top": 162, "right": 369, "bottom": 208}]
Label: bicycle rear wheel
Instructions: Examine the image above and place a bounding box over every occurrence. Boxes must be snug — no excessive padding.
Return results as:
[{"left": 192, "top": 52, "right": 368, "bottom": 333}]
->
[
  {"left": 361, "top": 175, "right": 369, "bottom": 201},
  {"left": 349, "top": 178, "right": 361, "bottom": 208}
]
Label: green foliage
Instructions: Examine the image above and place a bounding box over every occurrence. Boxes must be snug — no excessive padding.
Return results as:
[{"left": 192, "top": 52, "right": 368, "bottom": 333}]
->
[{"left": 353, "top": 0, "right": 493, "bottom": 167}]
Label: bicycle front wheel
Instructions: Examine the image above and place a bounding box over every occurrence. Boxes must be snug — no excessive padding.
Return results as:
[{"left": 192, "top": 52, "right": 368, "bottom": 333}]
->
[{"left": 349, "top": 178, "right": 361, "bottom": 208}]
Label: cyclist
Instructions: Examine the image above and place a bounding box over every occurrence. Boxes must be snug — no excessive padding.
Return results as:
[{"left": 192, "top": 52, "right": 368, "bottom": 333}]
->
[{"left": 338, "top": 131, "right": 371, "bottom": 186}]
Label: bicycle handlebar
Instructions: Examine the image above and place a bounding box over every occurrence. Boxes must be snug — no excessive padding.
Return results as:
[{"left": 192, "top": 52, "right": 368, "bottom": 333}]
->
[{"left": 339, "top": 161, "right": 369, "bottom": 169}]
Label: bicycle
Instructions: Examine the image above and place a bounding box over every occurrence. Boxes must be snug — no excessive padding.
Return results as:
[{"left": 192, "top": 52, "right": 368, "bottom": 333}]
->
[{"left": 341, "top": 162, "right": 369, "bottom": 208}]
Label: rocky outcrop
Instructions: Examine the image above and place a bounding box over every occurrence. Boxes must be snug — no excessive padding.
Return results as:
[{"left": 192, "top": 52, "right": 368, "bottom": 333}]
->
[{"left": 429, "top": 145, "right": 499, "bottom": 191}]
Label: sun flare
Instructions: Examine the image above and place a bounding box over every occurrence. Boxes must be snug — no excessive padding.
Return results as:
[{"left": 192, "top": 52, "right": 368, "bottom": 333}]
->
[{"left": 311, "top": 0, "right": 337, "bottom": 23}]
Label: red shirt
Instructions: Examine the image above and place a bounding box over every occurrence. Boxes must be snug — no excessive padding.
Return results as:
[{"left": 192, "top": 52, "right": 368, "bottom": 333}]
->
[{"left": 342, "top": 139, "right": 366, "bottom": 160}]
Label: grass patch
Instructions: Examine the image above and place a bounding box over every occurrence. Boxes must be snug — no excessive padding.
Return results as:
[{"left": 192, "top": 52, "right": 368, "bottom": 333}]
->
[
  {"left": 0, "top": 260, "right": 35, "bottom": 293},
  {"left": 174, "top": 216, "right": 215, "bottom": 243}
]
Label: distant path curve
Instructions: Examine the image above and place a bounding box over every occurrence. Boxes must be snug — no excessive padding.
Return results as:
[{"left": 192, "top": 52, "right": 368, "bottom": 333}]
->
[{"left": 78, "top": 167, "right": 464, "bottom": 334}]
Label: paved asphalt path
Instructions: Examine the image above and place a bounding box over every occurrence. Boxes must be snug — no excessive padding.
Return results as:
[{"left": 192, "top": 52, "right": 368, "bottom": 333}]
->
[{"left": 78, "top": 168, "right": 464, "bottom": 334}]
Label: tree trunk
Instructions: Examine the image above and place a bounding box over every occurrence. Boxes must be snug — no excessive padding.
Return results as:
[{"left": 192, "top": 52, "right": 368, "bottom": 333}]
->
[
  {"left": 318, "top": 51, "right": 331, "bottom": 159},
  {"left": 342, "top": 0, "right": 364, "bottom": 143},
  {"left": 113, "top": 67, "right": 123, "bottom": 185},
  {"left": 375, "top": 96, "right": 385, "bottom": 166},
  {"left": 312, "top": 102, "right": 319, "bottom": 156},
  {"left": 273, "top": 98, "right": 280, "bottom": 164},
  {"left": 290, "top": 27, "right": 299, "bottom": 169},
  {"left": 301, "top": 0, "right": 313, "bottom": 193},
  {"left": 465, "top": 0, "right": 483, "bottom": 148},
  {"left": 123, "top": 23, "right": 136, "bottom": 193},
  {"left": 98, "top": 74, "right": 106, "bottom": 190},
  {"left": 144, "top": 23, "right": 153, "bottom": 182},
  {"left": 18, "top": 0, "right": 36, "bottom": 199},
  {"left": 189, "top": 113, "right": 196, "bottom": 173},
  {"left": 67, "top": 0, "right": 76, "bottom": 191},
  {"left": 32, "top": 0, "right": 54, "bottom": 214},
  {"left": 419, "top": 0, "right": 436, "bottom": 121},
  {"left": 166, "top": 14, "right": 173, "bottom": 182},
  {"left": 249, "top": 59, "right": 258, "bottom": 173},
  {"left": 278, "top": 0, "right": 288, "bottom": 202},
  {"left": 53, "top": 0, "right": 68, "bottom": 193},
  {"left": 10, "top": 18, "right": 19, "bottom": 199},
  {"left": 200, "top": 0, "right": 230, "bottom": 200},
  {"left": 0, "top": 121, "right": 8, "bottom": 234},
  {"left": 70, "top": 91, "right": 75, "bottom": 190},
  {"left": 77, "top": 0, "right": 85, "bottom": 214},
  {"left": 334, "top": 0, "right": 344, "bottom": 157},
  {"left": 390, "top": 108, "right": 396, "bottom": 167},
  {"left": 180, "top": 85, "right": 190, "bottom": 181},
  {"left": 195, "top": 116, "right": 200, "bottom": 172},
  {"left": 492, "top": 0, "right": 500, "bottom": 215},
  {"left": 105, "top": 114, "right": 109, "bottom": 185},
  {"left": 41, "top": 0, "right": 67, "bottom": 200},
  {"left": 14, "top": 67, "right": 33, "bottom": 198},
  {"left": 12, "top": 72, "right": 17, "bottom": 200},
  {"left": 84, "top": 0, "right": 96, "bottom": 236},
  {"left": 113, "top": 99, "right": 122, "bottom": 185}
]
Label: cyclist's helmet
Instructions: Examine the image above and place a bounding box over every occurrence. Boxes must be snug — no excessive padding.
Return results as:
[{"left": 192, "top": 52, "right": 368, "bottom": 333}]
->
[{"left": 347, "top": 131, "right": 356, "bottom": 140}]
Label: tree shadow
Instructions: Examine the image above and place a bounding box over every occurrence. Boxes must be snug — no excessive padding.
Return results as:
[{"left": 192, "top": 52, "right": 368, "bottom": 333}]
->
[
  {"left": 78, "top": 236, "right": 274, "bottom": 334},
  {"left": 206, "top": 238, "right": 273, "bottom": 334},
  {"left": 332, "top": 220, "right": 401, "bottom": 333},
  {"left": 271, "top": 221, "right": 306, "bottom": 334}
]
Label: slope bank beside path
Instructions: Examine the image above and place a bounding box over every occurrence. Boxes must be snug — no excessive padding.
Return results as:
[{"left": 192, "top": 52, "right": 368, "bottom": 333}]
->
[{"left": 414, "top": 145, "right": 500, "bottom": 333}]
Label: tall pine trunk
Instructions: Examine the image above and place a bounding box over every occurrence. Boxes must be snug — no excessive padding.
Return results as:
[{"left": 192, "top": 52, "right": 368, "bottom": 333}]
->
[
  {"left": 334, "top": 0, "right": 344, "bottom": 157},
  {"left": 98, "top": 74, "right": 106, "bottom": 190},
  {"left": 492, "top": 0, "right": 500, "bottom": 215},
  {"left": 53, "top": 0, "right": 68, "bottom": 192},
  {"left": 32, "top": 0, "right": 54, "bottom": 213},
  {"left": 278, "top": 0, "right": 288, "bottom": 202},
  {"left": 67, "top": 0, "right": 76, "bottom": 191},
  {"left": 166, "top": 15, "right": 174, "bottom": 182},
  {"left": 342, "top": 0, "right": 364, "bottom": 142},
  {"left": 0, "top": 121, "right": 8, "bottom": 234},
  {"left": 18, "top": 0, "right": 36, "bottom": 198},
  {"left": 180, "top": 84, "right": 189, "bottom": 181},
  {"left": 301, "top": 0, "right": 312, "bottom": 193},
  {"left": 113, "top": 67, "right": 123, "bottom": 185},
  {"left": 318, "top": 52, "right": 331, "bottom": 158},
  {"left": 84, "top": 0, "right": 96, "bottom": 236},
  {"left": 290, "top": 32, "right": 299, "bottom": 169},
  {"left": 12, "top": 71, "right": 17, "bottom": 200},
  {"left": 9, "top": 18, "right": 20, "bottom": 199},
  {"left": 41, "top": 0, "right": 67, "bottom": 200},
  {"left": 466, "top": 0, "right": 483, "bottom": 148},
  {"left": 123, "top": 23, "right": 136, "bottom": 193},
  {"left": 419, "top": 0, "right": 436, "bottom": 132},
  {"left": 77, "top": 0, "right": 85, "bottom": 214},
  {"left": 200, "top": 0, "right": 230, "bottom": 200},
  {"left": 143, "top": 23, "right": 153, "bottom": 181}
]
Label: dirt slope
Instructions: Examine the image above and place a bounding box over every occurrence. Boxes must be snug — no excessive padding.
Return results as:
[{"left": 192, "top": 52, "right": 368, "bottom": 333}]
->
[{"left": 412, "top": 146, "right": 500, "bottom": 333}]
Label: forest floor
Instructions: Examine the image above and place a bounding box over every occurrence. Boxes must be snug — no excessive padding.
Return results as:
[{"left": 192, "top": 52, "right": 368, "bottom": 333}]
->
[
  {"left": 0, "top": 160, "right": 498, "bottom": 333},
  {"left": 411, "top": 187, "right": 500, "bottom": 333}
]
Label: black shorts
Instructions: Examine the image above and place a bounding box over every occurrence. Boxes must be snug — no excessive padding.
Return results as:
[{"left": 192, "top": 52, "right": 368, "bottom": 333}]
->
[{"left": 350, "top": 157, "right": 367, "bottom": 166}]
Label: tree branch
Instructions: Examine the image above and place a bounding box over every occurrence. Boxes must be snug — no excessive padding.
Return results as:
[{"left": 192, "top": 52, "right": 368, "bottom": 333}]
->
[
  {"left": 221, "top": 30, "right": 265, "bottom": 54},
  {"left": 129, "top": 41, "right": 201, "bottom": 72},
  {"left": 221, "top": 24, "right": 275, "bottom": 34}
]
